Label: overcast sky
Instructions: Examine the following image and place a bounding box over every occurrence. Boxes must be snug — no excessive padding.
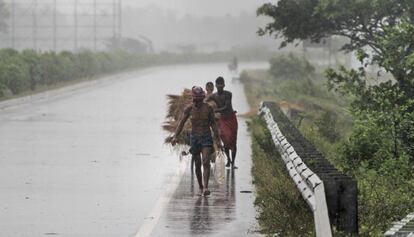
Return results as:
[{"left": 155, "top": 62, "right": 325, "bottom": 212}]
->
[{"left": 122, "top": 0, "right": 270, "bottom": 17}]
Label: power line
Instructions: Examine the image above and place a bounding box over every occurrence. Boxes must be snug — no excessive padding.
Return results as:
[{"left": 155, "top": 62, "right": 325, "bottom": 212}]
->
[{"left": 3, "top": 0, "right": 122, "bottom": 51}]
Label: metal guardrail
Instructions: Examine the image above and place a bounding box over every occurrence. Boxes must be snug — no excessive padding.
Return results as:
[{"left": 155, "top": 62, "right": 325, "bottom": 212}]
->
[
  {"left": 259, "top": 103, "right": 332, "bottom": 237},
  {"left": 384, "top": 212, "right": 414, "bottom": 237}
]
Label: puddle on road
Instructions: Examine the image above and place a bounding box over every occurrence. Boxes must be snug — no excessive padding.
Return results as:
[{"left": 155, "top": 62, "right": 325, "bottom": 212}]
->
[{"left": 154, "top": 168, "right": 237, "bottom": 236}]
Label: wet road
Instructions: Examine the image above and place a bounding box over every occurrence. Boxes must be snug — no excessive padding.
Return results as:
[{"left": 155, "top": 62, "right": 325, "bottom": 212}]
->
[{"left": 0, "top": 62, "right": 267, "bottom": 236}]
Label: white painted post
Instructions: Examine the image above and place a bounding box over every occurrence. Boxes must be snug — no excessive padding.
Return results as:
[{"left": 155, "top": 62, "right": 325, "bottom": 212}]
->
[{"left": 314, "top": 184, "right": 332, "bottom": 237}]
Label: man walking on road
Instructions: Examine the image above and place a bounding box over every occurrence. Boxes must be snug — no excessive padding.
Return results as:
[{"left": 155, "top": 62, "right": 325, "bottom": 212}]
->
[
  {"left": 206, "top": 77, "right": 238, "bottom": 168},
  {"left": 171, "top": 86, "right": 222, "bottom": 196}
]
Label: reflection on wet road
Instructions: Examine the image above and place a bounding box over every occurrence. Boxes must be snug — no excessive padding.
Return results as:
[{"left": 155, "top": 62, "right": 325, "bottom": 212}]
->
[
  {"left": 167, "top": 168, "right": 236, "bottom": 235},
  {"left": 0, "top": 63, "right": 266, "bottom": 236},
  {"left": 149, "top": 118, "right": 261, "bottom": 236}
]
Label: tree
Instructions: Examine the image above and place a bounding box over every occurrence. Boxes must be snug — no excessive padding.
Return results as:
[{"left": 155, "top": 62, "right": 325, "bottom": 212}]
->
[
  {"left": 257, "top": 0, "right": 414, "bottom": 161},
  {"left": 257, "top": 0, "right": 414, "bottom": 48},
  {"left": 258, "top": 0, "right": 414, "bottom": 96},
  {"left": 257, "top": 2, "right": 414, "bottom": 234},
  {"left": 0, "top": 0, "right": 9, "bottom": 33},
  {"left": 269, "top": 53, "right": 315, "bottom": 81}
]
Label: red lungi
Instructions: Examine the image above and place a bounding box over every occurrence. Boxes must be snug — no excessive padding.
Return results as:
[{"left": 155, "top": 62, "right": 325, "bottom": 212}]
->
[{"left": 218, "top": 113, "right": 238, "bottom": 150}]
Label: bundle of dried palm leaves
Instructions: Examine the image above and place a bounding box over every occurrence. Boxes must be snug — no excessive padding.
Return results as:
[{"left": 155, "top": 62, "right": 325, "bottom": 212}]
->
[{"left": 163, "top": 89, "right": 193, "bottom": 146}]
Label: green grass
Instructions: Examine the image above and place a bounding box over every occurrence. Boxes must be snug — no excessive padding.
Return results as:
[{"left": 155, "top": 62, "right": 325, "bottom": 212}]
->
[{"left": 248, "top": 117, "right": 315, "bottom": 237}]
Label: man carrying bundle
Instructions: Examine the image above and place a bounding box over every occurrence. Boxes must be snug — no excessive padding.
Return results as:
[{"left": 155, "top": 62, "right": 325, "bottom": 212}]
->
[
  {"left": 206, "top": 76, "right": 238, "bottom": 168},
  {"left": 171, "top": 86, "right": 222, "bottom": 196}
]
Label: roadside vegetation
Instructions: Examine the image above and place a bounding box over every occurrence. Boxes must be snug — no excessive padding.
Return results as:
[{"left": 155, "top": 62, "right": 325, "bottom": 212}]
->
[
  {"left": 248, "top": 116, "right": 314, "bottom": 236},
  {"left": 247, "top": 1, "right": 414, "bottom": 235},
  {"left": 0, "top": 47, "right": 273, "bottom": 101},
  {"left": 243, "top": 53, "right": 414, "bottom": 236},
  {"left": 0, "top": 49, "right": 143, "bottom": 98}
]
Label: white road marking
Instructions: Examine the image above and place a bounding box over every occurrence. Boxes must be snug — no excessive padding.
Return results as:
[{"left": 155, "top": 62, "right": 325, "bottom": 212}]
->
[{"left": 134, "top": 156, "right": 188, "bottom": 237}]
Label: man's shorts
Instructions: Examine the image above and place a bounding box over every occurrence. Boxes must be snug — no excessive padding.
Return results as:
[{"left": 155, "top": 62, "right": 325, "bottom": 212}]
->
[{"left": 189, "top": 133, "right": 213, "bottom": 155}]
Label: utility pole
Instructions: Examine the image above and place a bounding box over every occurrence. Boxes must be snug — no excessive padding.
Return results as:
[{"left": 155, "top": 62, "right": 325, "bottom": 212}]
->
[
  {"left": 112, "top": 0, "right": 116, "bottom": 48},
  {"left": 32, "top": 0, "right": 38, "bottom": 50},
  {"left": 93, "top": 0, "right": 97, "bottom": 51},
  {"left": 53, "top": 0, "right": 57, "bottom": 51},
  {"left": 117, "top": 0, "right": 121, "bottom": 40},
  {"left": 11, "top": 0, "right": 15, "bottom": 48},
  {"left": 74, "top": 0, "right": 78, "bottom": 51}
]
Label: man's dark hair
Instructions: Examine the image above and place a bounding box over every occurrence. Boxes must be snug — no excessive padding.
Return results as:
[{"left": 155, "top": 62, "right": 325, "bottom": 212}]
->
[
  {"left": 206, "top": 81, "right": 214, "bottom": 87},
  {"left": 215, "top": 76, "right": 224, "bottom": 84}
]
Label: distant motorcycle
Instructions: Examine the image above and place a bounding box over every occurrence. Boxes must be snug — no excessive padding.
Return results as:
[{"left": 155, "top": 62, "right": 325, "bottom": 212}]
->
[{"left": 227, "top": 57, "right": 239, "bottom": 82}]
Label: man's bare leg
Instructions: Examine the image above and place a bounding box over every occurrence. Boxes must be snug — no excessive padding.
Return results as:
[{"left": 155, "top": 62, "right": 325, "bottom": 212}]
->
[
  {"left": 191, "top": 156, "right": 196, "bottom": 173},
  {"left": 231, "top": 146, "right": 237, "bottom": 169},
  {"left": 201, "top": 147, "right": 212, "bottom": 196},
  {"left": 224, "top": 147, "right": 231, "bottom": 167},
  {"left": 193, "top": 154, "right": 203, "bottom": 194}
]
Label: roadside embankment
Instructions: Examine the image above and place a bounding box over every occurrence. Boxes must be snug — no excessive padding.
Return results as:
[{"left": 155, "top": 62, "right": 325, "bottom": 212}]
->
[{"left": 241, "top": 54, "right": 414, "bottom": 236}]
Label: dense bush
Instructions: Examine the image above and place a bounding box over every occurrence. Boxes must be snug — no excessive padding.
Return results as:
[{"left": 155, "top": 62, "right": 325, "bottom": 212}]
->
[
  {"left": 0, "top": 47, "right": 275, "bottom": 99},
  {"left": 0, "top": 49, "right": 154, "bottom": 97},
  {"left": 268, "top": 53, "right": 315, "bottom": 81},
  {"left": 315, "top": 110, "right": 340, "bottom": 143},
  {"left": 334, "top": 112, "right": 414, "bottom": 236},
  {"left": 0, "top": 49, "right": 30, "bottom": 94}
]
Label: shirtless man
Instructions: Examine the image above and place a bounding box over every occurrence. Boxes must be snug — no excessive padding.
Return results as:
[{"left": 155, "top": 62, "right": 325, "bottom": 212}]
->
[
  {"left": 172, "top": 86, "right": 222, "bottom": 196},
  {"left": 205, "top": 81, "right": 217, "bottom": 164},
  {"left": 205, "top": 81, "right": 214, "bottom": 96},
  {"left": 206, "top": 76, "right": 238, "bottom": 168}
]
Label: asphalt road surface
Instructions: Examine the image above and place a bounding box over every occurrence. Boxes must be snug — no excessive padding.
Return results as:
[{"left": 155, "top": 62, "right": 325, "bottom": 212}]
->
[{"left": 0, "top": 62, "right": 267, "bottom": 236}]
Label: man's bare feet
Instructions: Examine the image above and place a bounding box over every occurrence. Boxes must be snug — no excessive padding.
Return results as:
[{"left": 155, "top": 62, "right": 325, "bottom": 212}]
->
[{"left": 197, "top": 185, "right": 203, "bottom": 196}]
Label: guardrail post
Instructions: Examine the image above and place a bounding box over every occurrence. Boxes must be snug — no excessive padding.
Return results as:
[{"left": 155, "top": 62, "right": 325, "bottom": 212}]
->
[
  {"left": 259, "top": 101, "right": 358, "bottom": 236},
  {"left": 259, "top": 103, "right": 332, "bottom": 237},
  {"left": 314, "top": 184, "right": 332, "bottom": 237}
]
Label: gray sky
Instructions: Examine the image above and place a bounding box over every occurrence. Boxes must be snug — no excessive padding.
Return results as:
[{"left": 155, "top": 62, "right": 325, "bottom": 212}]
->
[{"left": 122, "top": 0, "right": 270, "bottom": 17}]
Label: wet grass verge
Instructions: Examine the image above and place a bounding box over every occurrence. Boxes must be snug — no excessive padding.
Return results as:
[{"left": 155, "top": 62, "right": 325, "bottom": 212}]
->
[
  {"left": 248, "top": 117, "right": 314, "bottom": 236},
  {"left": 241, "top": 58, "right": 414, "bottom": 235}
]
